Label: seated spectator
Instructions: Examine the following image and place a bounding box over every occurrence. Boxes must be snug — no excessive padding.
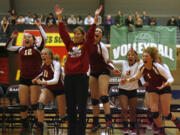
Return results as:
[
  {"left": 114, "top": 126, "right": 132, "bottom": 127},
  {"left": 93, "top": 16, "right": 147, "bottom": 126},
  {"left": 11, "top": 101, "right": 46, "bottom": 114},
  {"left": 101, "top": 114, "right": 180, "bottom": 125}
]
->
[
  {"left": 16, "top": 15, "right": 25, "bottom": 24},
  {"left": 104, "top": 14, "right": 114, "bottom": 43},
  {"left": 97, "top": 15, "right": 102, "bottom": 26},
  {"left": 32, "top": 14, "right": 38, "bottom": 24},
  {"left": 114, "top": 10, "right": 125, "bottom": 27},
  {"left": 167, "top": 16, "right": 178, "bottom": 26},
  {"left": 125, "top": 15, "right": 134, "bottom": 32},
  {"left": 135, "top": 14, "right": 143, "bottom": 27},
  {"left": 46, "top": 13, "right": 56, "bottom": 27},
  {"left": 9, "top": 9, "right": 17, "bottom": 25},
  {"left": 141, "top": 11, "right": 150, "bottom": 25},
  {"left": 177, "top": 16, "right": 180, "bottom": 30},
  {"left": 39, "top": 13, "right": 46, "bottom": 25},
  {"left": 149, "top": 17, "right": 158, "bottom": 26},
  {"left": 24, "top": 13, "right": 34, "bottom": 24},
  {"left": 1, "top": 17, "right": 9, "bottom": 33},
  {"left": 84, "top": 14, "right": 94, "bottom": 25},
  {"left": 62, "top": 15, "right": 67, "bottom": 24},
  {"left": 76, "top": 15, "right": 83, "bottom": 25},
  {"left": 67, "top": 14, "right": 76, "bottom": 25}
]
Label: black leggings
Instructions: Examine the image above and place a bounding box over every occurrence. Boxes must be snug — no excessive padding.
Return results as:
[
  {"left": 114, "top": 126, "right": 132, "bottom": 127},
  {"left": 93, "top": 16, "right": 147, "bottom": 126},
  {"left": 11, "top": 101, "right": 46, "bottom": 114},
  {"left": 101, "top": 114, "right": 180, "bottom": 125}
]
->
[{"left": 64, "top": 74, "right": 89, "bottom": 135}]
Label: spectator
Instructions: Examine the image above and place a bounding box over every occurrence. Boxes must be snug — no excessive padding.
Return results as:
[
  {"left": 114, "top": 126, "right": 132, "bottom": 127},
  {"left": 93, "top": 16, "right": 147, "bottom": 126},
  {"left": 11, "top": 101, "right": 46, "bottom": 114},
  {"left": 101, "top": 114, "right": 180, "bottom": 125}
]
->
[
  {"left": 97, "top": 15, "right": 102, "bottom": 26},
  {"left": 149, "top": 17, "right": 158, "bottom": 26},
  {"left": 141, "top": 11, "right": 150, "bottom": 25},
  {"left": 24, "top": 13, "right": 34, "bottom": 24},
  {"left": 177, "top": 16, "right": 180, "bottom": 30},
  {"left": 84, "top": 14, "right": 94, "bottom": 25},
  {"left": 39, "top": 13, "right": 46, "bottom": 25},
  {"left": 1, "top": 17, "right": 9, "bottom": 34},
  {"left": 67, "top": 14, "right": 76, "bottom": 25},
  {"left": 135, "top": 14, "right": 143, "bottom": 27},
  {"left": 9, "top": 9, "right": 17, "bottom": 25},
  {"left": 125, "top": 15, "right": 134, "bottom": 32},
  {"left": 32, "top": 14, "right": 38, "bottom": 24},
  {"left": 104, "top": 14, "right": 114, "bottom": 43},
  {"left": 62, "top": 15, "right": 67, "bottom": 24},
  {"left": 167, "top": 16, "right": 178, "bottom": 26},
  {"left": 46, "top": 13, "right": 56, "bottom": 27},
  {"left": 114, "top": 10, "right": 125, "bottom": 27},
  {"left": 76, "top": 15, "right": 83, "bottom": 25},
  {"left": 17, "top": 15, "right": 25, "bottom": 24}
]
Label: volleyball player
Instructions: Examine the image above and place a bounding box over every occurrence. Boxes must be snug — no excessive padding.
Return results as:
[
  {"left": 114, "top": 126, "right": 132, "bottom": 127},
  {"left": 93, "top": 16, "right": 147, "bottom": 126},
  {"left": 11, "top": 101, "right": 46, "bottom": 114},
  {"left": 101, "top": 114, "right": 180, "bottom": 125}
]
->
[
  {"left": 112, "top": 48, "right": 139, "bottom": 135},
  {"left": 54, "top": 4, "right": 102, "bottom": 135},
  {"left": 6, "top": 20, "right": 47, "bottom": 134},
  {"left": 89, "top": 26, "right": 119, "bottom": 132},
  {"left": 124, "top": 47, "right": 180, "bottom": 135},
  {"left": 32, "top": 48, "right": 66, "bottom": 135}
]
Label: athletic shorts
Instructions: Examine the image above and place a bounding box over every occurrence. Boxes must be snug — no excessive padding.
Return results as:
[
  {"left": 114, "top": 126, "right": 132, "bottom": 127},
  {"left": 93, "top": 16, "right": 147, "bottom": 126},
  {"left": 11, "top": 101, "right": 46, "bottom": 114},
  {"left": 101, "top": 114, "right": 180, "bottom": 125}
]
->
[
  {"left": 49, "top": 89, "right": 65, "bottom": 97},
  {"left": 118, "top": 89, "right": 137, "bottom": 99},
  {"left": 147, "top": 86, "right": 172, "bottom": 95},
  {"left": 90, "top": 69, "right": 110, "bottom": 79},
  {"left": 19, "top": 77, "right": 35, "bottom": 86}
]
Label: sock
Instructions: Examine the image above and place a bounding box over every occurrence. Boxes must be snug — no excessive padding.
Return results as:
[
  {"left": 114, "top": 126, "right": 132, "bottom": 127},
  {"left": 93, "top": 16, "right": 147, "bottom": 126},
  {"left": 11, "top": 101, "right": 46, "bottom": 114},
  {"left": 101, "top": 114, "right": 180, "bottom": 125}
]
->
[{"left": 105, "top": 114, "right": 112, "bottom": 121}]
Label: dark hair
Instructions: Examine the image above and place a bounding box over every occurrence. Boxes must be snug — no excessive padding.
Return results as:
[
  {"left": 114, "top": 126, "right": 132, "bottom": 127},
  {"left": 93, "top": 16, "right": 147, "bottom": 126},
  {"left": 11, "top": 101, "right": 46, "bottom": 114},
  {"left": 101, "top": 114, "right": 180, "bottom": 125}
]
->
[{"left": 96, "top": 27, "right": 104, "bottom": 36}]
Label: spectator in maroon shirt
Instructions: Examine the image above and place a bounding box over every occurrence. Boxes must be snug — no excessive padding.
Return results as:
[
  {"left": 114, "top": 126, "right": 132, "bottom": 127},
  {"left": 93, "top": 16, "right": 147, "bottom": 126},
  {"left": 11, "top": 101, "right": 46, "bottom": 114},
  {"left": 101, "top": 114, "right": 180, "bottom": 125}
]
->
[
  {"left": 54, "top": 4, "right": 103, "bottom": 135},
  {"left": 6, "top": 20, "right": 47, "bottom": 134}
]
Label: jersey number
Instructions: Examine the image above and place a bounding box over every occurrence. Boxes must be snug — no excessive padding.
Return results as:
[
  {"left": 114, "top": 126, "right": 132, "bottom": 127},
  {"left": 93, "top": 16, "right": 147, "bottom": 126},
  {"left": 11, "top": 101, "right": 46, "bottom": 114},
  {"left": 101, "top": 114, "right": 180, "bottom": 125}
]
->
[
  {"left": 24, "top": 49, "right": 32, "bottom": 56},
  {"left": 43, "top": 70, "right": 48, "bottom": 78}
]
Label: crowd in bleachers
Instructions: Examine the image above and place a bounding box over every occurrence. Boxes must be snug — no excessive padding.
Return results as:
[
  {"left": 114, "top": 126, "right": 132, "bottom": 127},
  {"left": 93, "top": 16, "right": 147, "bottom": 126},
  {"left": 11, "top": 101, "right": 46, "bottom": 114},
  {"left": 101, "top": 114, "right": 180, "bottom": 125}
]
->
[{"left": 1, "top": 9, "right": 180, "bottom": 43}]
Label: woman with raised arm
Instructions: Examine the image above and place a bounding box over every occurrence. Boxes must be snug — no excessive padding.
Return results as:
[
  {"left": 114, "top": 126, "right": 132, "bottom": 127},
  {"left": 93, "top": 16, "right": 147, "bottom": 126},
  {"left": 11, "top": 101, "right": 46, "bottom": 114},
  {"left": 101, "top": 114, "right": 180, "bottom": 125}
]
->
[
  {"left": 89, "top": 26, "right": 119, "bottom": 132},
  {"left": 5, "top": 20, "right": 47, "bottom": 134},
  {"left": 33, "top": 48, "right": 66, "bottom": 135},
  {"left": 124, "top": 47, "right": 180, "bottom": 135},
  {"left": 54, "top": 4, "right": 102, "bottom": 135},
  {"left": 111, "top": 48, "right": 139, "bottom": 135}
]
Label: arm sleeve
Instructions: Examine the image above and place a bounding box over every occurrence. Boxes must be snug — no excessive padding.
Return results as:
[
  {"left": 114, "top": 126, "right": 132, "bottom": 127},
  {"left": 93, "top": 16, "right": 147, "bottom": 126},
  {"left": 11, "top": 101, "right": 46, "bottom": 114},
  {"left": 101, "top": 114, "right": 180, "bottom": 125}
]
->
[
  {"left": 156, "top": 63, "right": 174, "bottom": 84},
  {"left": 36, "top": 26, "right": 48, "bottom": 50},
  {"left": 58, "top": 22, "right": 73, "bottom": 50},
  {"left": 6, "top": 38, "right": 21, "bottom": 52},
  {"left": 46, "top": 62, "right": 61, "bottom": 85},
  {"left": 100, "top": 43, "right": 109, "bottom": 63},
  {"left": 112, "top": 60, "right": 124, "bottom": 66}
]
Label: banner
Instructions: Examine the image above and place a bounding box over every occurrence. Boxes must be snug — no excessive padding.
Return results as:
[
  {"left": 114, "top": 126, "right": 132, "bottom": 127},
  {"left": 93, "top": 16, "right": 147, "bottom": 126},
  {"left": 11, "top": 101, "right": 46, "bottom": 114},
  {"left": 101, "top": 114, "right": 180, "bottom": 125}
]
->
[{"left": 110, "top": 26, "right": 177, "bottom": 70}]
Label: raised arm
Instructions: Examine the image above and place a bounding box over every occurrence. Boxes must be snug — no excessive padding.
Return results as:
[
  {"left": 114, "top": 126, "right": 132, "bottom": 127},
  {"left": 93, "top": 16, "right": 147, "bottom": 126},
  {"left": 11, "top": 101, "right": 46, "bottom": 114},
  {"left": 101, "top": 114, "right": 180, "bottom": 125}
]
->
[
  {"left": 36, "top": 19, "right": 47, "bottom": 50},
  {"left": 54, "top": 4, "right": 72, "bottom": 48},
  {"left": 6, "top": 30, "right": 21, "bottom": 52}
]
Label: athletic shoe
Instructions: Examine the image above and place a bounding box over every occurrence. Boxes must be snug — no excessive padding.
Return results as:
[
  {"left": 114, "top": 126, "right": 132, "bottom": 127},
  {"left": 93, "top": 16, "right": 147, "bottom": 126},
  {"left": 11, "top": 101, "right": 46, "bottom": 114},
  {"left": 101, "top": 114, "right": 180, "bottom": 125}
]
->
[
  {"left": 91, "top": 123, "right": 101, "bottom": 132},
  {"left": 130, "top": 129, "right": 137, "bottom": 135},
  {"left": 123, "top": 128, "right": 129, "bottom": 135}
]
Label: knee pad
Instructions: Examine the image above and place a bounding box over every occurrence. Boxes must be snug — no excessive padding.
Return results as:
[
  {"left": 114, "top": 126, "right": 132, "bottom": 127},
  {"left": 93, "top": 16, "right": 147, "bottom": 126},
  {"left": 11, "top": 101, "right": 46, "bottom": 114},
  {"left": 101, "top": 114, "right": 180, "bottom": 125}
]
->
[
  {"left": 152, "top": 112, "right": 159, "bottom": 119},
  {"left": 100, "top": 96, "right": 109, "bottom": 104},
  {"left": 164, "top": 113, "right": 172, "bottom": 120},
  {"left": 37, "top": 102, "right": 45, "bottom": 110},
  {"left": 31, "top": 103, "right": 38, "bottom": 111},
  {"left": 91, "top": 98, "right": 99, "bottom": 106},
  {"left": 20, "top": 105, "right": 28, "bottom": 112}
]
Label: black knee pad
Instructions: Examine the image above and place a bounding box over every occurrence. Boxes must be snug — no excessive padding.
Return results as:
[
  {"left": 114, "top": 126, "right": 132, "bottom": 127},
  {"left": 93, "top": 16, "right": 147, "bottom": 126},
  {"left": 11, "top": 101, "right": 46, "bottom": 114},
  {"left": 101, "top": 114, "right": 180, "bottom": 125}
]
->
[
  {"left": 20, "top": 105, "right": 28, "bottom": 112},
  {"left": 37, "top": 102, "right": 45, "bottom": 110},
  {"left": 91, "top": 98, "right": 99, "bottom": 106},
  {"left": 152, "top": 112, "right": 159, "bottom": 119},
  {"left": 165, "top": 113, "right": 172, "bottom": 120},
  {"left": 31, "top": 103, "right": 38, "bottom": 111},
  {"left": 100, "top": 96, "right": 109, "bottom": 104}
]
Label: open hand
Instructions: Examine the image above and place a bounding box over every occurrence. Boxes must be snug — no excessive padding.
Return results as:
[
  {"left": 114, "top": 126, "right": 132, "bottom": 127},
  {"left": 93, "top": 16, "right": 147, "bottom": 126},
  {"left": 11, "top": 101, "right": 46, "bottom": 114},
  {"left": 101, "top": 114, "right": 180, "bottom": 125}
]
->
[
  {"left": 54, "top": 4, "right": 64, "bottom": 16},
  {"left": 11, "top": 30, "right": 18, "bottom": 39},
  {"left": 95, "top": 5, "right": 103, "bottom": 16}
]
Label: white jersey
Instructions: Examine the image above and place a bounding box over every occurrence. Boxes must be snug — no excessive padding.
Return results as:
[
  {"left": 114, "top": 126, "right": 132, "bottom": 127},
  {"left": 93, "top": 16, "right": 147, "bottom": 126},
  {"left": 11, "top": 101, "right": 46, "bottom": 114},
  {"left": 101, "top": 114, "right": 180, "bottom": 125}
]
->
[{"left": 113, "top": 60, "right": 139, "bottom": 90}]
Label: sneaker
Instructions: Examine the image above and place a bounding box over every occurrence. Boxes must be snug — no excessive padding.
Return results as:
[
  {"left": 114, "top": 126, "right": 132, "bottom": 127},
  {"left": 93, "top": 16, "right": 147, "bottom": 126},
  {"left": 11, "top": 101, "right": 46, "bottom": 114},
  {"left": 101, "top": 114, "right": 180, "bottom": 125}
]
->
[
  {"left": 130, "top": 129, "right": 137, "bottom": 135},
  {"left": 146, "top": 121, "right": 153, "bottom": 130},
  {"left": 106, "top": 120, "right": 113, "bottom": 129},
  {"left": 91, "top": 123, "right": 101, "bottom": 132},
  {"left": 35, "top": 122, "right": 49, "bottom": 135},
  {"left": 123, "top": 128, "right": 129, "bottom": 135},
  {"left": 153, "top": 128, "right": 159, "bottom": 135}
]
